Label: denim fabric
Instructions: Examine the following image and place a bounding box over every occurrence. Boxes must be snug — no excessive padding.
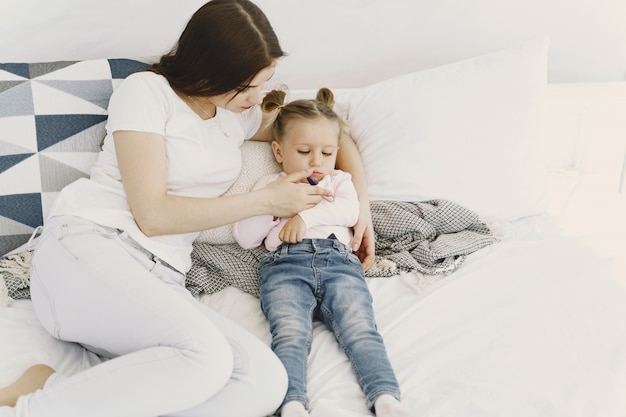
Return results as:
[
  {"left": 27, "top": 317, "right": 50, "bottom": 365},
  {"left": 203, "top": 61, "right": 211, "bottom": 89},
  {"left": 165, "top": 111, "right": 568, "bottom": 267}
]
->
[{"left": 258, "top": 238, "right": 401, "bottom": 411}]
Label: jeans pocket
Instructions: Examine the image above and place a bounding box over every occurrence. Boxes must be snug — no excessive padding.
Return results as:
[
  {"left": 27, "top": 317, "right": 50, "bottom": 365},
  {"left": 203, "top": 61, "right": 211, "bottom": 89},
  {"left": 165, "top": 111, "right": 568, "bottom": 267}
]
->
[
  {"left": 30, "top": 233, "right": 67, "bottom": 338},
  {"left": 257, "top": 251, "right": 282, "bottom": 276},
  {"left": 257, "top": 254, "right": 271, "bottom": 275},
  {"left": 49, "top": 217, "right": 119, "bottom": 243},
  {"left": 31, "top": 217, "right": 120, "bottom": 339},
  {"left": 345, "top": 251, "right": 364, "bottom": 271}
]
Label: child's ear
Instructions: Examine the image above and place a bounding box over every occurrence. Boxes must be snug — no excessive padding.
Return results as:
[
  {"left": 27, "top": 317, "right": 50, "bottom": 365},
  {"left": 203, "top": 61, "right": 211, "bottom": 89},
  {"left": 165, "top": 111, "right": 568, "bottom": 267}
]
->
[{"left": 271, "top": 141, "right": 283, "bottom": 164}]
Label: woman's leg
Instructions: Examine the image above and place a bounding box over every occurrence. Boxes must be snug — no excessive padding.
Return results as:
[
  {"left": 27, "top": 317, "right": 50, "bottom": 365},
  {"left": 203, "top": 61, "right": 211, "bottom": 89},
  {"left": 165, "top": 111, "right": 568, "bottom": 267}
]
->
[
  {"left": 7, "top": 216, "right": 283, "bottom": 417},
  {"left": 168, "top": 301, "right": 287, "bottom": 417},
  {"left": 0, "top": 365, "right": 54, "bottom": 407}
]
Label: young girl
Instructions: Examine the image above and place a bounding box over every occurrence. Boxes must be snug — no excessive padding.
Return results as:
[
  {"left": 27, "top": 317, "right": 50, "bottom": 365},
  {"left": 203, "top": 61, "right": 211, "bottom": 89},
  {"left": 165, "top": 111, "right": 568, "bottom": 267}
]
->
[
  {"left": 233, "top": 88, "right": 409, "bottom": 417},
  {"left": 0, "top": 1, "right": 374, "bottom": 417}
]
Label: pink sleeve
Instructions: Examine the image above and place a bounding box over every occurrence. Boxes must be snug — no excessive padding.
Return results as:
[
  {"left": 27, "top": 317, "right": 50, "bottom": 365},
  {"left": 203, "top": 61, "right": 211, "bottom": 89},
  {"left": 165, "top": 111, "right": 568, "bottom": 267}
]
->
[
  {"left": 232, "top": 173, "right": 280, "bottom": 249},
  {"left": 298, "top": 171, "right": 360, "bottom": 229},
  {"left": 232, "top": 215, "right": 278, "bottom": 249}
]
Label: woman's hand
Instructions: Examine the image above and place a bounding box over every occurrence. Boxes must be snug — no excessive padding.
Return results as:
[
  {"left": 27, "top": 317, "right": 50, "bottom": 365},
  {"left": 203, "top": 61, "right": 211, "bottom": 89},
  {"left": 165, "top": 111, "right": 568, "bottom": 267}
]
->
[
  {"left": 351, "top": 204, "right": 375, "bottom": 271},
  {"left": 262, "top": 170, "right": 331, "bottom": 218}
]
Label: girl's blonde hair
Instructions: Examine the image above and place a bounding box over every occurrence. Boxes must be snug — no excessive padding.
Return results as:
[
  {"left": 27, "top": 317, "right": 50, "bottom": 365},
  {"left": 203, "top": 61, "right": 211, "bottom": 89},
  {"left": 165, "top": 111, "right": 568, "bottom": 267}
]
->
[{"left": 261, "top": 87, "right": 348, "bottom": 142}]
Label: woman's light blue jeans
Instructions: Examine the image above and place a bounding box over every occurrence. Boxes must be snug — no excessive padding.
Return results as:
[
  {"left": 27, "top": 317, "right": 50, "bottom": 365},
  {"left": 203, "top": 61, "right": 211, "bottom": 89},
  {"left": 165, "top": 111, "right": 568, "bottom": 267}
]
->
[
  {"left": 11, "top": 215, "right": 287, "bottom": 417},
  {"left": 258, "top": 238, "right": 401, "bottom": 413}
]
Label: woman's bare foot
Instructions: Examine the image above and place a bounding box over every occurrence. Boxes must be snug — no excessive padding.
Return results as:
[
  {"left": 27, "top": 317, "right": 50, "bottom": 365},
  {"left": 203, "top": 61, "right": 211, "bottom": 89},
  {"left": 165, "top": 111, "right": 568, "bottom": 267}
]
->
[{"left": 0, "top": 364, "right": 55, "bottom": 407}]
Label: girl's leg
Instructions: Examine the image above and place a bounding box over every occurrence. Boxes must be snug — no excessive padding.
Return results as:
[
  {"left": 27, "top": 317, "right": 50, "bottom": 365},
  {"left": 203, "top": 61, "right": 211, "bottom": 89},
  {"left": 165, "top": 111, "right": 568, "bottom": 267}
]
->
[
  {"left": 258, "top": 249, "right": 318, "bottom": 414},
  {"left": 9, "top": 216, "right": 284, "bottom": 417},
  {"left": 318, "top": 250, "right": 402, "bottom": 411}
]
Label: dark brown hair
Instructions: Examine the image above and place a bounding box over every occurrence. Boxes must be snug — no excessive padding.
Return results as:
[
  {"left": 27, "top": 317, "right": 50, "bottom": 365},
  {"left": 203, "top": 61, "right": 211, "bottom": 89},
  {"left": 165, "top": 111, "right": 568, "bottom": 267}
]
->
[
  {"left": 262, "top": 87, "right": 348, "bottom": 142},
  {"left": 147, "top": 0, "right": 285, "bottom": 97}
]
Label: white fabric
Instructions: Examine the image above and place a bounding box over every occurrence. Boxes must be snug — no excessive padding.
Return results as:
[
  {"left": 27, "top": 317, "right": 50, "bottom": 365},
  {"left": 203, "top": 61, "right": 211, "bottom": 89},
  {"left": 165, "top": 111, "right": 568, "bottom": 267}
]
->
[
  {"left": 11, "top": 214, "right": 286, "bottom": 417},
  {"left": 207, "top": 222, "right": 626, "bottom": 417},
  {"left": 48, "top": 72, "right": 263, "bottom": 273},
  {"left": 344, "top": 36, "right": 549, "bottom": 222},
  {"left": 232, "top": 170, "right": 358, "bottom": 251},
  {"left": 3, "top": 217, "right": 625, "bottom": 417}
]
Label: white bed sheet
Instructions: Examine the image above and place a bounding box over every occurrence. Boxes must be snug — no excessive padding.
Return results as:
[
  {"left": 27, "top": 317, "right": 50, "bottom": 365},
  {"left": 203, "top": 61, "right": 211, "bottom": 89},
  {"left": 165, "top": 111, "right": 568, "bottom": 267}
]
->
[
  {"left": 206, "top": 229, "right": 626, "bottom": 416},
  {"left": 2, "top": 213, "right": 626, "bottom": 417}
]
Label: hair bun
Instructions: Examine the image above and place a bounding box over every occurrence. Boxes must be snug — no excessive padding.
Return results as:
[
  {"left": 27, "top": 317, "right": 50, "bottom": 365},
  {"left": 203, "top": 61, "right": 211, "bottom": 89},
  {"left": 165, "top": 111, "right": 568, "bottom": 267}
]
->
[
  {"left": 261, "top": 89, "right": 287, "bottom": 112},
  {"left": 315, "top": 87, "right": 335, "bottom": 108}
]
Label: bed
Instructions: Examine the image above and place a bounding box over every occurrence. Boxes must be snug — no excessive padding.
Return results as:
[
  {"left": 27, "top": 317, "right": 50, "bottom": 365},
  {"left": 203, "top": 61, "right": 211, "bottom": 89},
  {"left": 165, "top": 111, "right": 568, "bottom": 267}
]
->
[{"left": 2, "top": 30, "right": 626, "bottom": 417}]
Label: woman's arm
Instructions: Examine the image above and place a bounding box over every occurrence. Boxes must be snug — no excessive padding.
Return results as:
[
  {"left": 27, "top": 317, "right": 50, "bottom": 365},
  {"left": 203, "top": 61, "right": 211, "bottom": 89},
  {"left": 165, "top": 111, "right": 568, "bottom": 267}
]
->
[
  {"left": 113, "top": 130, "right": 326, "bottom": 236},
  {"left": 248, "top": 109, "right": 273, "bottom": 142},
  {"left": 335, "top": 132, "right": 375, "bottom": 270}
]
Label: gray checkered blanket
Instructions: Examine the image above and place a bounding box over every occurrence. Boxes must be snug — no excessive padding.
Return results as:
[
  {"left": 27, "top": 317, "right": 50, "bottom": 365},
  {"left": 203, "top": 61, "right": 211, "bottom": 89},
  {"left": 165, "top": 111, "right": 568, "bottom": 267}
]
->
[
  {"left": 1, "top": 199, "right": 496, "bottom": 304},
  {"left": 187, "top": 199, "right": 496, "bottom": 297}
]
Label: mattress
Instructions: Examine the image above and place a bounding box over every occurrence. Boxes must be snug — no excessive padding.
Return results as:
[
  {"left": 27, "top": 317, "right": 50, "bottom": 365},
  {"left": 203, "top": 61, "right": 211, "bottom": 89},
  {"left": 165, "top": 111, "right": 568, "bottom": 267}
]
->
[{"left": 2, "top": 212, "right": 625, "bottom": 417}]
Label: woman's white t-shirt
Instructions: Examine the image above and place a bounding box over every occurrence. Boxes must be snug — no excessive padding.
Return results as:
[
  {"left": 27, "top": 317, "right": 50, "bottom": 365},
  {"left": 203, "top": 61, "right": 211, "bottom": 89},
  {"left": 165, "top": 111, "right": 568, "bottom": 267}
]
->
[{"left": 49, "top": 71, "right": 262, "bottom": 272}]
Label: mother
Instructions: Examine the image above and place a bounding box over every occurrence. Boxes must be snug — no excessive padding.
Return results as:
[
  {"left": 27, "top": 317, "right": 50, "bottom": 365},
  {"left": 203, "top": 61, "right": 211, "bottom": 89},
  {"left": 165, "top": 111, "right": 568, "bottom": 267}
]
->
[{"left": 0, "top": 1, "right": 373, "bottom": 416}]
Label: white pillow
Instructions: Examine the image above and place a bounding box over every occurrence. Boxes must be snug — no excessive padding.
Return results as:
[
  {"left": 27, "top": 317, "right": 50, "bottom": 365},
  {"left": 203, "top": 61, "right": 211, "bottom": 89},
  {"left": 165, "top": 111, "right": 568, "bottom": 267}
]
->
[
  {"left": 196, "top": 140, "right": 281, "bottom": 244},
  {"left": 346, "top": 36, "right": 549, "bottom": 222}
]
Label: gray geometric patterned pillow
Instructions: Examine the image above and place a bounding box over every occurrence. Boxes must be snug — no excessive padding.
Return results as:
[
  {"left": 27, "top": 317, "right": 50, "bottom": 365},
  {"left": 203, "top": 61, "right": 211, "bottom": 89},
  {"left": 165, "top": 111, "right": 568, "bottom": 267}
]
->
[{"left": 0, "top": 58, "right": 148, "bottom": 255}]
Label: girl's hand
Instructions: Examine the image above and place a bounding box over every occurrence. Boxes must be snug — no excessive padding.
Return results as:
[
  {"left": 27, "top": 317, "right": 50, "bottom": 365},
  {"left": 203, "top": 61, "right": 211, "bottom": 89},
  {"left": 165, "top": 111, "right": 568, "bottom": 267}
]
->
[
  {"left": 279, "top": 215, "right": 307, "bottom": 243},
  {"left": 262, "top": 170, "right": 331, "bottom": 218}
]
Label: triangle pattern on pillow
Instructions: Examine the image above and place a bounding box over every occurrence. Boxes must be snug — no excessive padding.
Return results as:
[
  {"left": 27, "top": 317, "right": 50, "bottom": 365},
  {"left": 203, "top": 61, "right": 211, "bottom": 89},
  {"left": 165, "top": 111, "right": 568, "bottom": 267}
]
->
[
  {"left": 0, "top": 194, "right": 43, "bottom": 229},
  {"left": 109, "top": 59, "right": 150, "bottom": 79},
  {"left": 0, "top": 58, "right": 147, "bottom": 256},
  {"left": 0, "top": 81, "right": 34, "bottom": 117},
  {"left": 39, "top": 154, "right": 90, "bottom": 192},
  {"left": 35, "top": 114, "right": 108, "bottom": 151},
  {"left": 0, "top": 80, "right": 25, "bottom": 95},
  {"left": 0, "top": 153, "right": 33, "bottom": 174},
  {"left": 0, "top": 63, "right": 30, "bottom": 79},
  {"left": 29, "top": 61, "right": 80, "bottom": 79},
  {"left": 38, "top": 79, "right": 113, "bottom": 110},
  {"left": 46, "top": 121, "right": 107, "bottom": 153}
]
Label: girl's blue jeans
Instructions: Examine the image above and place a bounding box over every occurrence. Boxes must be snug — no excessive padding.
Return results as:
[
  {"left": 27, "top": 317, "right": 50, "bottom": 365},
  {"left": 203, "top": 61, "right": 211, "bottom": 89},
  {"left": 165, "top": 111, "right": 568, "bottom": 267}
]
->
[{"left": 258, "top": 238, "right": 401, "bottom": 412}]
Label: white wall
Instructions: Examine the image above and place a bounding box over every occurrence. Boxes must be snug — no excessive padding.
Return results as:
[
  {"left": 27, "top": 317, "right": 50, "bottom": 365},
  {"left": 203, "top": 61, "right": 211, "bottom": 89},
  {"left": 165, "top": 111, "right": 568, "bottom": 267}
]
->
[
  {"left": 269, "top": 0, "right": 626, "bottom": 87},
  {"left": 0, "top": 0, "right": 625, "bottom": 88}
]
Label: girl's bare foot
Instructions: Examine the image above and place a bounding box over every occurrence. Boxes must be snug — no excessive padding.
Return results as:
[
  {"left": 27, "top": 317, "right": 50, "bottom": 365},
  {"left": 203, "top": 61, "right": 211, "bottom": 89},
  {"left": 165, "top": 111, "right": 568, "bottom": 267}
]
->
[
  {"left": 0, "top": 364, "right": 55, "bottom": 407},
  {"left": 373, "top": 394, "right": 410, "bottom": 417},
  {"left": 280, "top": 400, "right": 310, "bottom": 417}
]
